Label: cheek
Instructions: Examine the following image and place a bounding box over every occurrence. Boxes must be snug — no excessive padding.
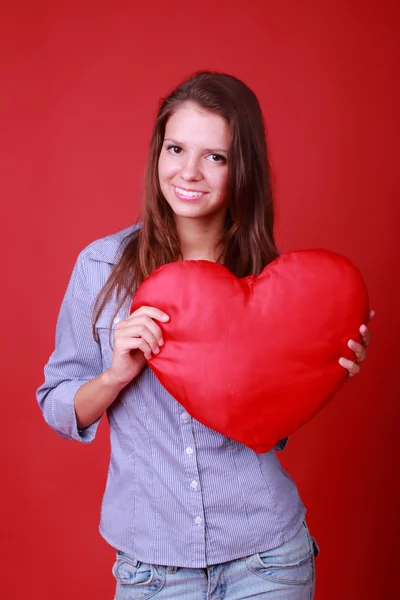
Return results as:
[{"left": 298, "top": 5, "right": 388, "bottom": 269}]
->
[
  {"left": 211, "top": 170, "right": 228, "bottom": 197},
  {"left": 158, "top": 156, "right": 176, "bottom": 182}
]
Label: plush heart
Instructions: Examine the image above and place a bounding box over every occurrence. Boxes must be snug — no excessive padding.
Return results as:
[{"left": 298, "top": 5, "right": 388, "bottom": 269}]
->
[{"left": 130, "top": 250, "right": 369, "bottom": 453}]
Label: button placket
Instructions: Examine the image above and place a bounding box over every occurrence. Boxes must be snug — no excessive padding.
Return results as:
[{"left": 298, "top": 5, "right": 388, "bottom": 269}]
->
[
  {"left": 179, "top": 410, "right": 206, "bottom": 564},
  {"left": 181, "top": 412, "right": 190, "bottom": 423}
]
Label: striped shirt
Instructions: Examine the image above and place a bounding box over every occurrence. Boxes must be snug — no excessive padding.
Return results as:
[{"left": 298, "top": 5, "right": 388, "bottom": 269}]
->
[{"left": 36, "top": 226, "right": 306, "bottom": 568}]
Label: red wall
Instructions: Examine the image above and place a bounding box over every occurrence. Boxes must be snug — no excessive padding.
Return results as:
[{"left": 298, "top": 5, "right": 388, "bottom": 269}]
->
[{"left": 1, "top": 1, "right": 398, "bottom": 598}]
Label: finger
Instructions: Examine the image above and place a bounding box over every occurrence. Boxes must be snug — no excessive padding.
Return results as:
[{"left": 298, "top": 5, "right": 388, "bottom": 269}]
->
[
  {"left": 136, "top": 327, "right": 161, "bottom": 355},
  {"left": 347, "top": 339, "right": 367, "bottom": 363},
  {"left": 120, "top": 315, "right": 164, "bottom": 345},
  {"left": 117, "top": 336, "right": 153, "bottom": 360},
  {"left": 117, "top": 325, "right": 161, "bottom": 355},
  {"left": 368, "top": 309, "right": 375, "bottom": 322},
  {"left": 359, "top": 324, "right": 370, "bottom": 348},
  {"left": 135, "top": 339, "right": 153, "bottom": 361},
  {"left": 130, "top": 305, "right": 170, "bottom": 323},
  {"left": 339, "top": 357, "right": 361, "bottom": 377}
]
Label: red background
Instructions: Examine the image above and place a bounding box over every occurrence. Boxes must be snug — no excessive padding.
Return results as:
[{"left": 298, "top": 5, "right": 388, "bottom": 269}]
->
[{"left": 1, "top": 1, "right": 399, "bottom": 598}]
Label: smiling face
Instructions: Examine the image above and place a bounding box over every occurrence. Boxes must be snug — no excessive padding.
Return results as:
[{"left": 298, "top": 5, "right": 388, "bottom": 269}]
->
[{"left": 158, "top": 101, "right": 230, "bottom": 227}]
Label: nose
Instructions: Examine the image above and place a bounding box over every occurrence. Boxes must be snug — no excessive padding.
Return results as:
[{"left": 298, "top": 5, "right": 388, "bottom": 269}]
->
[{"left": 180, "top": 156, "right": 202, "bottom": 181}]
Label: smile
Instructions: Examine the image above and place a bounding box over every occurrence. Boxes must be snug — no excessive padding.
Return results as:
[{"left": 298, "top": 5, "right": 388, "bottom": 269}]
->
[{"left": 173, "top": 185, "right": 206, "bottom": 200}]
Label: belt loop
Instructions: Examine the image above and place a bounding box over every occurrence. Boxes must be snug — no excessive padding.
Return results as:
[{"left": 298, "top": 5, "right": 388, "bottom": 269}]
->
[{"left": 166, "top": 566, "right": 178, "bottom": 574}]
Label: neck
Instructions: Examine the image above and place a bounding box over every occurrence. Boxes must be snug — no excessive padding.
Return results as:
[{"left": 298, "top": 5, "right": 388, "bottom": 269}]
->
[{"left": 175, "top": 214, "right": 226, "bottom": 261}]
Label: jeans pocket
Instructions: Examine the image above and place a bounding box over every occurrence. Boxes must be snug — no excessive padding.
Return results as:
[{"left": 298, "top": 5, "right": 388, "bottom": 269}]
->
[
  {"left": 112, "top": 552, "right": 166, "bottom": 599},
  {"left": 246, "top": 523, "right": 313, "bottom": 586}
]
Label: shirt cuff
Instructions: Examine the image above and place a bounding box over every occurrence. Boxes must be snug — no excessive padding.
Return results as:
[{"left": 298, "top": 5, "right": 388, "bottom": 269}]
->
[{"left": 48, "top": 379, "right": 101, "bottom": 443}]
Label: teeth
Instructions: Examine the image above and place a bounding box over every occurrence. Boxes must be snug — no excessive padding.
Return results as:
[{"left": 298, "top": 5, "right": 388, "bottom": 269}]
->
[{"left": 175, "top": 186, "right": 203, "bottom": 198}]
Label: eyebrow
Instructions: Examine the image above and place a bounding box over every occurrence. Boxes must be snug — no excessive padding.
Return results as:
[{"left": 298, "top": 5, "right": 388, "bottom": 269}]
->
[{"left": 163, "top": 138, "right": 228, "bottom": 154}]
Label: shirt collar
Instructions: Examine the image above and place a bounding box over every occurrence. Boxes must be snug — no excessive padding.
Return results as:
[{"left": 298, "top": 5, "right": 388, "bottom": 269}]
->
[{"left": 87, "top": 224, "right": 139, "bottom": 265}]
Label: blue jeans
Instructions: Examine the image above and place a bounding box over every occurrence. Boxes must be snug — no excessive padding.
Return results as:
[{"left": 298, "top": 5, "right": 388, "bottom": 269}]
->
[{"left": 112, "top": 520, "right": 320, "bottom": 599}]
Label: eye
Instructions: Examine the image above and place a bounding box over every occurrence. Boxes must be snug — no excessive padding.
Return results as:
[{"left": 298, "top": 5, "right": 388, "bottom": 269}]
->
[
  {"left": 165, "top": 144, "right": 227, "bottom": 164},
  {"left": 207, "top": 153, "right": 227, "bottom": 164},
  {"left": 166, "top": 145, "right": 183, "bottom": 155}
]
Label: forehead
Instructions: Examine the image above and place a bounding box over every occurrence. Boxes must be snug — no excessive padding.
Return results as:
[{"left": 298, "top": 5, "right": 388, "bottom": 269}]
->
[{"left": 165, "top": 102, "right": 230, "bottom": 146}]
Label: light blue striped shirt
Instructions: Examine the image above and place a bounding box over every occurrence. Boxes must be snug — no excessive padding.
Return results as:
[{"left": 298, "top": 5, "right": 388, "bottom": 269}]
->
[{"left": 36, "top": 226, "right": 306, "bottom": 568}]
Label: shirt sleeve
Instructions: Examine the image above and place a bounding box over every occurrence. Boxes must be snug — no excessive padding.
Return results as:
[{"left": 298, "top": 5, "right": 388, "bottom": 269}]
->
[
  {"left": 274, "top": 437, "right": 289, "bottom": 451},
  {"left": 36, "top": 251, "right": 104, "bottom": 443}
]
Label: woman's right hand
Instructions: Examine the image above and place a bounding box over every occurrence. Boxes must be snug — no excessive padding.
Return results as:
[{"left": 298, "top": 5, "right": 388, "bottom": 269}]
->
[{"left": 106, "top": 306, "right": 170, "bottom": 387}]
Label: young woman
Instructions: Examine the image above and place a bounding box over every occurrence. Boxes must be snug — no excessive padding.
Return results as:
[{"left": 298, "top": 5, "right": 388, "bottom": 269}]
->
[{"left": 37, "top": 71, "right": 373, "bottom": 599}]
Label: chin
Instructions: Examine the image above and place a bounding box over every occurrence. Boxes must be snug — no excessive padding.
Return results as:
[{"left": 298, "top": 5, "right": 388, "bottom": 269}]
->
[
  {"left": 171, "top": 206, "right": 207, "bottom": 219},
  {"left": 164, "top": 196, "right": 204, "bottom": 217}
]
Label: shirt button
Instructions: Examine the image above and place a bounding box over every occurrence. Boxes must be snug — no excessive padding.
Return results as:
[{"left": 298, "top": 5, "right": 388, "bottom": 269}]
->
[
  {"left": 190, "top": 480, "right": 198, "bottom": 489},
  {"left": 185, "top": 447, "right": 193, "bottom": 455},
  {"left": 194, "top": 516, "right": 202, "bottom": 525},
  {"left": 181, "top": 412, "right": 190, "bottom": 422},
  {"left": 113, "top": 316, "right": 121, "bottom": 324}
]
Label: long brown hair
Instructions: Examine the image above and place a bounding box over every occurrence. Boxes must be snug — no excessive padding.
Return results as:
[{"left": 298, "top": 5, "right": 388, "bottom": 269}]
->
[{"left": 92, "top": 70, "right": 279, "bottom": 340}]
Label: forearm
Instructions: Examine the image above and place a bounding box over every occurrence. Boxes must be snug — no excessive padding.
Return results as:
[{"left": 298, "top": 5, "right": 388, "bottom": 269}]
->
[{"left": 74, "top": 369, "right": 128, "bottom": 429}]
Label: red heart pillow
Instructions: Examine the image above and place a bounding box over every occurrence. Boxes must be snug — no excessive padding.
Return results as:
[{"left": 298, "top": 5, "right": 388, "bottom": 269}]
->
[{"left": 130, "top": 250, "right": 369, "bottom": 453}]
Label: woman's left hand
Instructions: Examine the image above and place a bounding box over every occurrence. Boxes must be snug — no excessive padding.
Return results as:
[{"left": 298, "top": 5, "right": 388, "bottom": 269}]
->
[{"left": 339, "top": 309, "right": 375, "bottom": 378}]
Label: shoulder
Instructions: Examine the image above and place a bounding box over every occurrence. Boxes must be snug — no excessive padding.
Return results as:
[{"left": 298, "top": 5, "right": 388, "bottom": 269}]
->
[{"left": 78, "top": 224, "right": 140, "bottom": 267}]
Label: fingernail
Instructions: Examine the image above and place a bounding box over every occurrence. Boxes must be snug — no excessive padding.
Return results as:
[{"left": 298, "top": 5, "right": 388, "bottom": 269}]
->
[
  {"left": 162, "top": 315, "right": 170, "bottom": 322},
  {"left": 339, "top": 358, "right": 346, "bottom": 366},
  {"left": 159, "top": 338, "right": 164, "bottom": 346}
]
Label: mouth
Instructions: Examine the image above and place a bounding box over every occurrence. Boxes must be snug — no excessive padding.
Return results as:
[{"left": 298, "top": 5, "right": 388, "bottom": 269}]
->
[{"left": 172, "top": 185, "right": 207, "bottom": 202}]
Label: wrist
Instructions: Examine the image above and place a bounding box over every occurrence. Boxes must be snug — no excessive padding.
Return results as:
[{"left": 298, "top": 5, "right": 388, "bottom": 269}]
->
[{"left": 101, "top": 369, "right": 130, "bottom": 393}]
